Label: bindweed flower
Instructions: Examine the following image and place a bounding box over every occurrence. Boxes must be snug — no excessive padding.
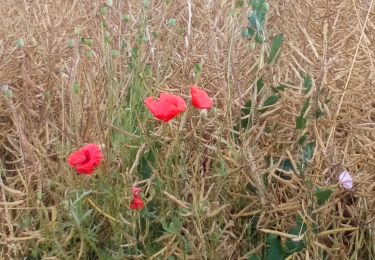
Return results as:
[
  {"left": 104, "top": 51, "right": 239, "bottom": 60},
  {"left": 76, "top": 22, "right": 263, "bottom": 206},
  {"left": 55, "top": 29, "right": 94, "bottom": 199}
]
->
[
  {"left": 68, "top": 144, "right": 103, "bottom": 175},
  {"left": 130, "top": 186, "right": 144, "bottom": 211},
  {"left": 144, "top": 93, "right": 187, "bottom": 122},
  {"left": 190, "top": 85, "right": 213, "bottom": 110},
  {"left": 338, "top": 171, "right": 353, "bottom": 191}
]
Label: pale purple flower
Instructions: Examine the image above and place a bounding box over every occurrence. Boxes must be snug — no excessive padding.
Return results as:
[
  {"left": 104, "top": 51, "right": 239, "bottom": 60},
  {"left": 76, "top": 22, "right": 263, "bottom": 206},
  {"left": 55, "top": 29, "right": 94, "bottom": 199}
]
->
[{"left": 338, "top": 171, "right": 353, "bottom": 191}]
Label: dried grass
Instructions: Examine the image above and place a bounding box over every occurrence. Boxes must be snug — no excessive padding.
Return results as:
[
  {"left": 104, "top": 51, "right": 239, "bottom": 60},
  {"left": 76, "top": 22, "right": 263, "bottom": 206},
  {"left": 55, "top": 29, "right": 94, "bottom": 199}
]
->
[{"left": 1, "top": 0, "right": 375, "bottom": 259}]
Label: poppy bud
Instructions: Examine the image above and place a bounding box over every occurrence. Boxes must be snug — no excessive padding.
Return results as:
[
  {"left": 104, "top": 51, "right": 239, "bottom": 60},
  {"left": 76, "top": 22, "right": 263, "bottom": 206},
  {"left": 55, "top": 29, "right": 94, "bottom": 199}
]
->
[{"left": 200, "top": 109, "right": 208, "bottom": 120}]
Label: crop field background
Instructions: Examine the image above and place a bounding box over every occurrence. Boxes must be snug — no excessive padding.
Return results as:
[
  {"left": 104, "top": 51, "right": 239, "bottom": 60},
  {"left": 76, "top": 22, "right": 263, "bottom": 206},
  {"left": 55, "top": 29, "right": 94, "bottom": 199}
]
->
[{"left": 1, "top": 0, "right": 375, "bottom": 259}]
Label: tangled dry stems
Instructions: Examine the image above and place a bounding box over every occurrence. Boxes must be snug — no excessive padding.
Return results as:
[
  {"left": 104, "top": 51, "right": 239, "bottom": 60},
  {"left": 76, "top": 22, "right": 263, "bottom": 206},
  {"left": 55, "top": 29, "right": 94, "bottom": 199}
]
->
[{"left": 1, "top": 0, "right": 375, "bottom": 259}]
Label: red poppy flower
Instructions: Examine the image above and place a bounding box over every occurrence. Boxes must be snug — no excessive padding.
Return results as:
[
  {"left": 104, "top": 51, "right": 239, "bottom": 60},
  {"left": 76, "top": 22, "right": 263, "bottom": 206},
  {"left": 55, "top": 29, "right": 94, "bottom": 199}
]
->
[
  {"left": 68, "top": 144, "right": 103, "bottom": 175},
  {"left": 130, "top": 186, "right": 144, "bottom": 211},
  {"left": 190, "top": 86, "right": 213, "bottom": 110},
  {"left": 144, "top": 93, "right": 187, "bottom": 122}
]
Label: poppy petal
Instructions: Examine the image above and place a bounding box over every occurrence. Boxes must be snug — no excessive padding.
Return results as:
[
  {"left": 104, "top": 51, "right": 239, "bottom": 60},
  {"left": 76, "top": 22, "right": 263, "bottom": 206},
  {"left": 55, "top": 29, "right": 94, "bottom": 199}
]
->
[
  {"left": 130, "top": 197, "right": 144, "bottom": 210},
  {"left": 67, "top": 144, "right": 103, "bottom": 175},
  {"left": 144, "top": 93, "right": 186, "bottom": 122},
  {"left": 190, "top": 86, "right": 213, "bottom": 109},
  {"left": 68, "top": 151, "right": 87, "bottom": 166}
]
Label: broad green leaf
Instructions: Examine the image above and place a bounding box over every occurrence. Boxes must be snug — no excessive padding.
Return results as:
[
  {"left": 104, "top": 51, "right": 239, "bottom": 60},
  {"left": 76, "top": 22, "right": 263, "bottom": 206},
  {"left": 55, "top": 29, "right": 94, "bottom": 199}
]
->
[
  {"left": 242, "top": 28, "right": 252, "bottom": 38},
  {"left": 250, "top": 0, "right": 265, "bottom": 10},
  {"left": 248, "top": 256, "right": 260, "bottom": 260},
  {"left": 300, "top": 99, "right": 310, "bottom": 115},
  {"left": 262, "top": 2, "right": 269, "bottom": 11},
  {"left": 241, "top": 100, "right": 252, "bottom": 116},
  {"left": 268, "top": 34, "right": 284, "bottom": 64},
  {"left": 255, "top": 32, "right": 264, "bottom": 44},
  {"left": 301, "top": 73, "right": 312, "bottom": 94},
  {"left": 266, "top": 234, "right": 284, "bottom": 260},
  {"left": 138, "top": 149, "right": 157, "bottom": 180},
  {"left": 315, "top": 188, "right": 333, "bottom": 206},
  {"left": 286, "top": 216, "right": 306, "bottom": 254},
  {"left": 256, "top": 9, "right": 267, "bottom": 27},
  {"left": 263, "top": 95, "right": 279, "bottom": 107},
  {"left": 303, "top": 142, "right": 315, "bottom": 162},
  {"left": 296, "top": 116, "right": 307, "bottom": 129},
  {"left": 280, "top": 159, "right": 293, "bottom": 172},
  {"left": 296, "top": 99, "right": 310, "bottom": 129},
  {"left": 249, "top": 12, "right": 261, "bottom": 31},
  {"left": 257, "top": 78, "right": 265, "bottom": 93}
]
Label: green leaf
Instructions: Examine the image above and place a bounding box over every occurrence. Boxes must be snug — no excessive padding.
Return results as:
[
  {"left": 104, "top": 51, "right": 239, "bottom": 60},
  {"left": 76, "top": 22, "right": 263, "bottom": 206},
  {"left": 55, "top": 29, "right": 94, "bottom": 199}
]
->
[
  {"left": 279, "top": 159, "right": 293, "bottom": 172},
  {"left": 74, "top": 27, "right": 82, "bottom": 35},
  {"left": 286, "top": 216, "right": 306, "bottom": 254},
  {"left": 16, "top": 38, "right": 25, "bottom": 49},
  {"left": 268, "top": 34, "right": 284, "bottom": 64},
  {"left": 262, "top": 2, "right": 269, "bottom": 11},
  {"left": 242, "top": 27, "right": 253, "bottom": 38},
  {"left": 297, "top": 133, "right": 308, "bottom": 145},
  {"left": 235, "top": 0, "right": 245, "bottom": 8},
  {"left": 302, "top": 142, "right": 315, "bottom": 162},
  {"left": 72, "top": 83, "right": 80, "bottom": 94},
  {"left": 122, "top": 14, "right": 131, "bottom": 22},
  {"left": 138, "top": 148, "right": 157, "bottom": 180},
  {"left": 296, "top": 99, "right": 310, "bottom": 129},
  {"left": 111, "top": 49, "right": 120, "bottom": 57},
  {"left": 266, "top": 234, "right": 284, "bottom": 260},
  {"left": 263, "top": 95, "right": 279, "bottom": 107},
  {"left": 242, "top": 100, "right": 252, "bottom": 116},
  {"left": 193, "top": 63, "right": 202, "bottom": 77},
  {"left": 248, "top": 256, "right": 260, "bottom": 260},
  {"left": 296, "top": 116, "right": 307, "bottom": 130},
  {"left": 85, "top": 50, "right": 94, "bottom": 58},
  {"left": 143, "top": 0, "right": 150, "bottom": 9},
  {"left": 167, "top": 18, "right": 177, "bottom": 27},
  {"left": 250, "top": 0, "right": 265, "bottom": 10},
  {"left": 315, "top": 188, "right": 333, "bottom": 206},
  {"left": 272, "top": 84, "right": 286, "bottom": 93},
  {"left": 255, "top": 32, "right": 264, "bottom": 44},
  {"left": 100, "top": 6, "right": 108, "bottom": 15},
  {"left": 257, "top": 78, "right": 265, "bottom": 93},
  {"left": 84, "top": 38, "right": 95, "bottom": 47},
  {"left": 301, "top": 99, "right": 309, "bottom": 115},
  {"left": 301, "top": 73, "right": 312, "bottom": 94},
  {"left": 256, "top": 9, "right": 267, "bottom": 27},
  {"left": 66, "top": 39, "right": 74, "bottom": 48},
  {"left": 248, "top": 12, "right": 262, "bottom": 31}
]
